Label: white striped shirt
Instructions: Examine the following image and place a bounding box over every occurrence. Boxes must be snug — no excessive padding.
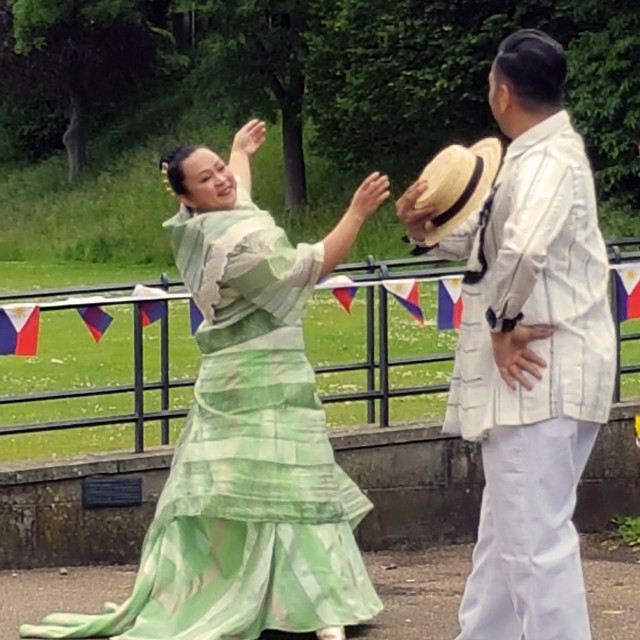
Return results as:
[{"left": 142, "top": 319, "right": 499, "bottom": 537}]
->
[{"left": 436, "top": 110, "right": 616, "bottom": 441}]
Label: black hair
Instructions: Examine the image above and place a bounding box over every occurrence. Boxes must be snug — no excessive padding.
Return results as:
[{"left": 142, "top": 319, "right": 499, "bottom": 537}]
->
[
  {"left": 494, "top": 29, "right": 566, "bottom": 110},
  {"left": 158, "top": 145, "right": 201, "bottom": 196}
]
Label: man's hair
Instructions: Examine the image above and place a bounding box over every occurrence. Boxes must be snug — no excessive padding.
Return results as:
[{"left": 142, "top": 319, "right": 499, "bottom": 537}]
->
[{"left": 494, "top": 29, "right": 566, "bottom": 110}]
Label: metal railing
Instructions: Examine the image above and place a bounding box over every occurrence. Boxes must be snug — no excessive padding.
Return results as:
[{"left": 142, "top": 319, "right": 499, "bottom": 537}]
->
[{"left": 2, "top": 239, "right": 640, "bottom": 453}]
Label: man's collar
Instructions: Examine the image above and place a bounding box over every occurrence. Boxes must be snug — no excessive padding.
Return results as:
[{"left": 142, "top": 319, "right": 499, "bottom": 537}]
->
[{"left": 505, "top": 110, "right": 571, "bottom": 160}]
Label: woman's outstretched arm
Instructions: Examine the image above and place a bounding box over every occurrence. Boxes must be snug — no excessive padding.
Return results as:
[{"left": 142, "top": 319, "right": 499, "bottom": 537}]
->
[
  {"left": 319, "top": 172, "right": 390, "bottom": 279},
  {"left": 228, "top": 119, "right": 266, "bottom": 194}
]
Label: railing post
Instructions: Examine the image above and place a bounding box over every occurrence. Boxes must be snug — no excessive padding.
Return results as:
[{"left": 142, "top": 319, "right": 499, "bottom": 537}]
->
[
  {"left": 159, "top": 272, "right": 170, "bottom": 445},
  {"left": 133, "top": 303, "right": 145, "bottom": 453},
  {"left": 610, "top": 246, "right": 622, "bottom": 403},
  {"left": 378, "top": 262, "right": 390, "bottom": 427},
  {"left": 365, "top": 254, "right": 376, "bottom": 424}
]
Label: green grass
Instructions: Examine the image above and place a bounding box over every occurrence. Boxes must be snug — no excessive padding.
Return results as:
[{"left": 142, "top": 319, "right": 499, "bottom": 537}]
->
[{"left": 0, "top": 111, "right": 409, "bottom": 267}]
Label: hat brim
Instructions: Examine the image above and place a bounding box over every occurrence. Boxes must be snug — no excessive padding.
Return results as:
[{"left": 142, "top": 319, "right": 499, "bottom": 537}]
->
[{"left": 418, "top": 138, "right": 503, "bottom": 246}]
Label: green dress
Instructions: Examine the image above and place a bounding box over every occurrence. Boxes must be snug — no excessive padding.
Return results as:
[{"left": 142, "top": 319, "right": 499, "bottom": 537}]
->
[{"left": 19, "top": 185, "right": 382, "bottom": 640}]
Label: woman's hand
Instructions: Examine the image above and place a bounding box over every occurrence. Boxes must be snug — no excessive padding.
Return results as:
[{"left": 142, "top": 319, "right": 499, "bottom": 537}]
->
[
  {"left": 395, "top": 179, "right": 437, "bottom": 241},
  {"left": 347, "top": 172, "right": 390, "bottom": 221},
  {"left": 232, "top": 119, "right": 266, "bottom": 157}
]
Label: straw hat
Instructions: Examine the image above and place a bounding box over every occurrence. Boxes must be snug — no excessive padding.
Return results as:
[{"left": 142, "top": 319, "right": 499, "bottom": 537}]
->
[{"left": 415, "top": 138, "right": 503, "bottom": 245}]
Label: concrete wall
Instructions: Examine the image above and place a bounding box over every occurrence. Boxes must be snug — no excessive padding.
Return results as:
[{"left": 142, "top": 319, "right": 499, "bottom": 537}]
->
[{"left": 1, "top": 403, "right": 639, "bottom": 570}]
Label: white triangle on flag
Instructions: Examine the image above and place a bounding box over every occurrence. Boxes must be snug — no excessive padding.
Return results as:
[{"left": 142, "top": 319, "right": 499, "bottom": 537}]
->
[
  {"left": 132, "top": 284, "right": 166, "bottom": 298},
  {"left": 442, "top": 277, "right": 463, "bottom": 303},
  {"left": 3, "top": 304, "right": 38, "bottom": 332},
  {"left": 382, "top": 279, "right": 415, "bottom": 300},
  {"left": 614, "top": 265, "right": 640, "bottom": 295},
  {"left": 316, "top": 275, "right": 354, "bottom": 290}
]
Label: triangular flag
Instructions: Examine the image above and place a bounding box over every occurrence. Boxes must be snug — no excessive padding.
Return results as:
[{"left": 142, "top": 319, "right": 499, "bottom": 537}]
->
[
  {"left": 317, "top": 275, "right": 359, "bottom": 314},
  {"left": 613, "top": 265, "right": 640, "bottom": 321},
  {"left": 132, "top": 284, "right": 168, "bottom": 327},
  {"left": 189, "top": 299, "right": 204, "bottom": 335},
  {"left": 0, "top": 304, "right": 40, "bottom": 356},
  {"left": 437, "top": 278, "right": 464, "bottom": 330},
  {"left": 382, "top": 279, "right": 424, "bottom": 324},
  {"left": 77, "top": 305, "right": 113, "bottom": 343}
]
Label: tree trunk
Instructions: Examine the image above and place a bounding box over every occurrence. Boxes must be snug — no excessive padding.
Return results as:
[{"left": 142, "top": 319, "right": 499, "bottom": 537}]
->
[
  {"left": 62, "top": 94, "right": 87, "bottom": 182},
  {"left": 282, "top": 105, "right": 307, "bottom": 212},
  {"left": 282, "top": 98, "right": 308, "bottom": 213}
]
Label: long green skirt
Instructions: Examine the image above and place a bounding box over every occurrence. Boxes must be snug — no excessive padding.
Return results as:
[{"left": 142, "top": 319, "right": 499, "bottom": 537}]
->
[
  {"left": 20, "top": 316, "right": 382, "bottom": 639},
  {"left": 20, "top": 516, "right": 381, "bottom": 639}
]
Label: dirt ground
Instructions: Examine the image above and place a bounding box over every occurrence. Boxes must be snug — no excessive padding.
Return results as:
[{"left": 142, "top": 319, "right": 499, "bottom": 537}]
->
[{"left": 2, "top": 535, "right": 639, "bottom": 640}]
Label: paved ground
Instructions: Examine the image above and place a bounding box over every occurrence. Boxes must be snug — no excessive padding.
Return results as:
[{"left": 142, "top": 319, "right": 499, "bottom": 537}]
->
[{"left": 2, "top": 535, "right": 639, "bottom": 640}]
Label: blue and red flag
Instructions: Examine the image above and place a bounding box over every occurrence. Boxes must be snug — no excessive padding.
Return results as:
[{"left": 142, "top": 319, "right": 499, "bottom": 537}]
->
[
  {"left": 0, "top": 304, "right": 40, "bottom": 356},
  {"left": 316, "top": 275, "right": 359, "bottom": 314},
  {"left": 613, "top": 266, "right": 640, "bottom": 322},
  {"left": 77, "top": 305, "right": 113, "bottom": 342},
  {"left": 382, "top": 279, "right": 424, "bottom": 324},
  {"left": 437, "top": 278, "right": 464, "bottom": 330},
  {"left": 189, "top": 299, "right": 204, "bottom": 335},
  {"left": 132, "top": 285, "right": 168, "bottom": 327}
]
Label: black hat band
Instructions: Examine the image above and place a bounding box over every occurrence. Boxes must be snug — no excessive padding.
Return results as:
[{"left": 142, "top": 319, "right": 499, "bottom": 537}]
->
[{"left": 433, "top": 156, "right": 484, "bottom": 228}]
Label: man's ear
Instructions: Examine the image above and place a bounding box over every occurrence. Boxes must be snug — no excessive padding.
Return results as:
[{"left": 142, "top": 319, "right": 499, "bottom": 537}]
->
[{"left": 496, "top": 81, "right": 512, "bottom": 114}]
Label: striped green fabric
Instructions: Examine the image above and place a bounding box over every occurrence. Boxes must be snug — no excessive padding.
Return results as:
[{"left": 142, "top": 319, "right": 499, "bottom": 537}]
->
[
  {"left": 20, "top": 189, "right": 382, "bottom": 638},
  {"left": 20, "top": 519, "right": 382, "bottom": 639}
]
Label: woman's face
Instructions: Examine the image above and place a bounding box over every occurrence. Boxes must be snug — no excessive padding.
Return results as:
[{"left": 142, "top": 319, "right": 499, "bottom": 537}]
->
[{"left": 179, "top": 148, "right": 237, "bottom": 213}]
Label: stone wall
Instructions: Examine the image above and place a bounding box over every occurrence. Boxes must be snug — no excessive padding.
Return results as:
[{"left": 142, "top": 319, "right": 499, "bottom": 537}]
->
[{"left": 1, "top": 403, "right": 639, "bottom": 569}]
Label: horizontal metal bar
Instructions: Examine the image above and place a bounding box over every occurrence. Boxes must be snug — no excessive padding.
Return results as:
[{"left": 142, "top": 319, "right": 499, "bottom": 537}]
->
[
  {"left": 320, "top": 391, "right": 383, "bottom": 404},
  {"left": 620, "top": 332, "right": 640, "bottom": 342},
  {"left": 0, "top": 414, "right": 138, "bottom": 436},
  {"left": 389, "top": 384, "right": 450, "bottom": 396},
  {"left": 620, "top": 364, "right": 640, "bottom": 375},
  {"left": 0, "top": 379, "right": 199, "bottom": 406}
]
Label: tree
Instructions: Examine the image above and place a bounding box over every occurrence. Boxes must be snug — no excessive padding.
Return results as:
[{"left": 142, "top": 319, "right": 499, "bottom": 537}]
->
[
  {"left": 305, "top": 0, "right": 575, "bottom": 182},
  {"left": 184, "top": 0, "right": 309, "bottom": 211},
  {"left": 4, "top": 0, "right": 158, "bottom": 180},
  {"left": 564, "top": 0, "right": 640, "bottom": 205}
]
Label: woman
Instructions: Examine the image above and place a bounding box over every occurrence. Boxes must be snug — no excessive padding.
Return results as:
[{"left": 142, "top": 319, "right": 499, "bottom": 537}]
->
[{"left": 20, "top": 120, "right": 389, "bottom": 640}]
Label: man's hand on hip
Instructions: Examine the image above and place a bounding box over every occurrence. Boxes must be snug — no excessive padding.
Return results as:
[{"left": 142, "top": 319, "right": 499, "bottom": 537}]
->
[{"left": 491, "top": 325, "right": 555, "bottom": 391}]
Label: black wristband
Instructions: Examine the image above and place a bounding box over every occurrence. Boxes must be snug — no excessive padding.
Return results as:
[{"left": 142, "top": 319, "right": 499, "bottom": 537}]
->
[{"left": 485, "top": 307, "right": 524, "bottom": 333}]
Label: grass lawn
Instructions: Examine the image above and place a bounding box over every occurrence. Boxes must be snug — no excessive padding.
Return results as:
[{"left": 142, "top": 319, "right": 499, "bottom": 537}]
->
[{"left": 1, "top": 262, "right": 639, "bottom": 463}]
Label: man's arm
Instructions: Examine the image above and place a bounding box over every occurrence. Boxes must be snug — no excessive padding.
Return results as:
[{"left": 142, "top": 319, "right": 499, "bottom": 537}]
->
[{"left": 484, "top": 149, "right": 573, "bottom": 330}]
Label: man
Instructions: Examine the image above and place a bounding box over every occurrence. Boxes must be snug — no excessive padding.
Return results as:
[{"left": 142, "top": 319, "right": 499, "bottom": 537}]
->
[{"left": 397, "top": 29, "right": 616, "bottom": 640}]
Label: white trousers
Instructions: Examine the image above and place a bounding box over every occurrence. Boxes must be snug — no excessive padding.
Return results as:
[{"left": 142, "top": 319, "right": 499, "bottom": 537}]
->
[{"left": 455, "top": 416, "right": 599, "bottom": 640}]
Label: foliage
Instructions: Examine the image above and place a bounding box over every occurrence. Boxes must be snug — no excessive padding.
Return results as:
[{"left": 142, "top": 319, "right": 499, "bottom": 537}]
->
[
  {"left": 565, "top": 2, "right": 640, "bottom": 206},
  {"left": 305, "top": 0, "right": 572, "bottom": 181},
  {"left": 612, "top": 515, "right": 640, "bottom": 546},
  {"left": 183, "top": 0, "right": 310, "bottom": 209},
  {"left": 1, "top": 0, "right": 161, "bottom": 173}
]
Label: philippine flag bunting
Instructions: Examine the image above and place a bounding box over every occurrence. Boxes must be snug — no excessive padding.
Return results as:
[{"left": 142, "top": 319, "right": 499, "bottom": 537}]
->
[
  {"left": 382, "top": 279, "right": 424, "bottom": 324},
  {"left": 316, "top": 275, "right": 359, "bottom": 314},
  {"left": 612, "top": 265, "right": 640, "bottom": 322},
  {"left": 189, "top": 299, "right": 205, "bottom": 335},
  {"left": 77, "top": 305, "right": 114, "bottom": 343},
  {"left": 0, "top": 304, "right": 40, "bottom": 356},
  {"left": 132, "top": 284, "right": 168, "bottom": 327},
  {"left": 437, "top": 277, "right": 464, "bottom": 330}
]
